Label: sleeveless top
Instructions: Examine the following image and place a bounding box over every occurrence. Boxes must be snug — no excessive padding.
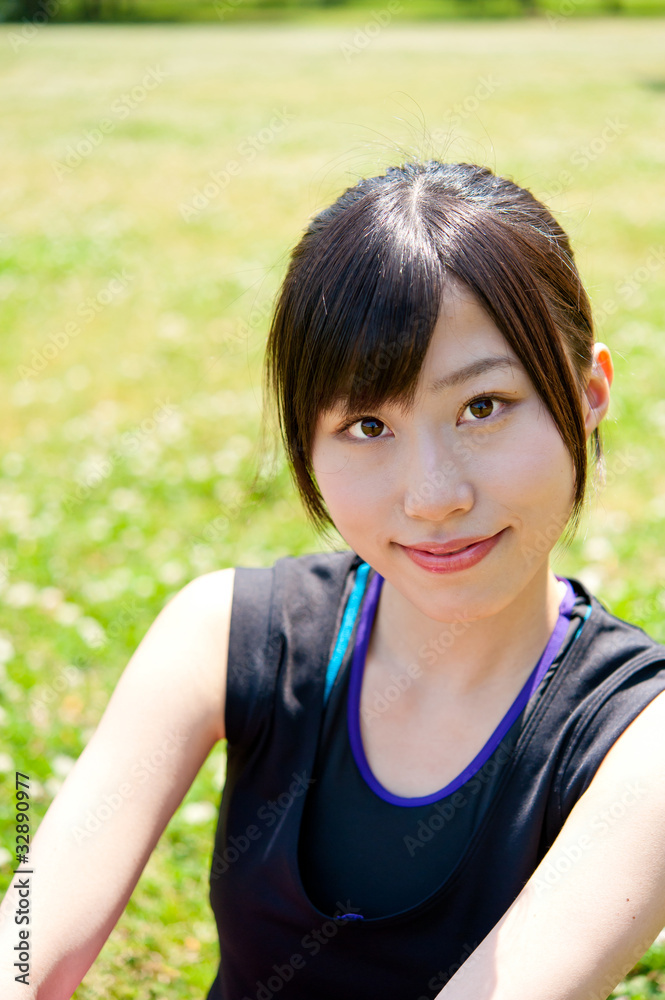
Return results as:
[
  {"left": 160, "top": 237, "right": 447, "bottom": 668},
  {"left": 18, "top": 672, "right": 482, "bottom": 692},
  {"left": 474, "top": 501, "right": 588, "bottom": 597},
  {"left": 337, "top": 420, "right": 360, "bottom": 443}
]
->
[
  {"left": 206, "top": 549, "right": 665, "bottom": 1000},
  {"left": 298, "top": 566, "right": 589, "bottom": 918}
]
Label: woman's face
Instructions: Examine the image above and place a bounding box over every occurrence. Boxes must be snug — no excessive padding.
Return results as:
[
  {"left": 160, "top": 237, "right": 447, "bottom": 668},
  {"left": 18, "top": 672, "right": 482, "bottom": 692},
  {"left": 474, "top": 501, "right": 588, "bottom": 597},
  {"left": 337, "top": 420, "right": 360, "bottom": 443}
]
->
[{"left": 311, "top": 282, "right": 580, "bottom": 624}]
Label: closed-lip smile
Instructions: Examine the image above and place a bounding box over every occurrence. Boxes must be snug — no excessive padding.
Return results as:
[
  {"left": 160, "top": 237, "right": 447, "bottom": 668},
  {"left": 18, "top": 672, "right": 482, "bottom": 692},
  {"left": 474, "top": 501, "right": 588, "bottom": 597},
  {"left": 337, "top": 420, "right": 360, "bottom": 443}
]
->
[
  {"left": 396, "top": 529, "right": 507, "bottom": 574},
  {"left": 400, "top": 533, "right": 499, "bottom": 555}
]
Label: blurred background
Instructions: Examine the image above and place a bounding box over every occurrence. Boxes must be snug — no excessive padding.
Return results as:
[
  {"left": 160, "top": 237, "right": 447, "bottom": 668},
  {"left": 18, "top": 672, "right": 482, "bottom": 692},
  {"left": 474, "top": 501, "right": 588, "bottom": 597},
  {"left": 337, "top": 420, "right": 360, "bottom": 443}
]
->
[{"left": 1, "top": 2, "right": 665, "bottom": 997}]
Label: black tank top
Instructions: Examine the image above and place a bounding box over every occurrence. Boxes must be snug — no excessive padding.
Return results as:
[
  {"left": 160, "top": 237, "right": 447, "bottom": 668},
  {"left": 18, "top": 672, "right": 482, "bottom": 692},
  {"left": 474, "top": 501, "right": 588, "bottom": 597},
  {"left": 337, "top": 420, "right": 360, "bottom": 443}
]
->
[
  {"left": 206, "top": 549, "right": 665, "bottom": 1000},
  {"left": 298, "top": 565, "right": 591, "bottom": 918}
]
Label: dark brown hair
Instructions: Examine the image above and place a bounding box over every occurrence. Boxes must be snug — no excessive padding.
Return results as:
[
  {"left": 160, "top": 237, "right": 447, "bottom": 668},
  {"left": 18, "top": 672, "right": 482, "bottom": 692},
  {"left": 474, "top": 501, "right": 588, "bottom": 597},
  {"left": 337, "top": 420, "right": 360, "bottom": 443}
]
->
[{"left": 262, "top": 161, "right": 600, "bottom": 541}]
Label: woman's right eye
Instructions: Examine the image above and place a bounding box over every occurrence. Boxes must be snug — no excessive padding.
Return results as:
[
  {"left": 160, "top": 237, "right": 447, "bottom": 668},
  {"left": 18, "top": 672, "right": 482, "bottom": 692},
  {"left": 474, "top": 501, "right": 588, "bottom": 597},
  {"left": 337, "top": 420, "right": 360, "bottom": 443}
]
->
[{"left": 342, "top": 416, "right": 388, "bottom": 440}]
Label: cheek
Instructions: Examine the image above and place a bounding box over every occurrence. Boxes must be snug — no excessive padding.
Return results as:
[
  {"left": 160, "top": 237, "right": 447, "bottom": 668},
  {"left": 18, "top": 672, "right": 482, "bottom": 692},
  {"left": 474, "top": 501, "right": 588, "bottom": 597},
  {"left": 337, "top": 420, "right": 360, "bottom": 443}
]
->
[
  {"left": 494, "top": 416, "right": 575, "bottom": 522},
  {"left": 312, "top": 443, "right": 391, "bottom": 526}
]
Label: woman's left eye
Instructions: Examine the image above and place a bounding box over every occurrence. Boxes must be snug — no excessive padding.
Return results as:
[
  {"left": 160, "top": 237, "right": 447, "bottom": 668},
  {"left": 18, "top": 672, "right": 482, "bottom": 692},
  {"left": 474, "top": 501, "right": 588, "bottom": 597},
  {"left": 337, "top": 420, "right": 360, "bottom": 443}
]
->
[{"left": 461, "top": 397, "right": 501, "bottom": 421}]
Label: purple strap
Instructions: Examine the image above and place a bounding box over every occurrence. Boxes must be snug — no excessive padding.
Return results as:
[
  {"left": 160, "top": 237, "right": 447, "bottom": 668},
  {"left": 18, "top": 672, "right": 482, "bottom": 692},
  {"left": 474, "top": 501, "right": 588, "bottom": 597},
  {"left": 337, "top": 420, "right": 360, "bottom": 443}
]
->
[{"left": 347, "top": 573, "right": 577, "bottom": 807}]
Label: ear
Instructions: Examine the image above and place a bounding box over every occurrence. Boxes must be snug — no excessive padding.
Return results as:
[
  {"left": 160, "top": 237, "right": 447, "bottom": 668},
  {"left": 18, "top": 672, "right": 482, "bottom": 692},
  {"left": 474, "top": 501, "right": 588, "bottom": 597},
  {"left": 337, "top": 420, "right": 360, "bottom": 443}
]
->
[{"left": 582, "top": 342, "right": 614, "bottom": 437}]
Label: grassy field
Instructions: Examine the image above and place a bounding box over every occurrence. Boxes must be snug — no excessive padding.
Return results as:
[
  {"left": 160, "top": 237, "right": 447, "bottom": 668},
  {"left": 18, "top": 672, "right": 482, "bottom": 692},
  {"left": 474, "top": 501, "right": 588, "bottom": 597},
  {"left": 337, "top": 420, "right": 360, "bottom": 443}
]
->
[{"left": 1, "top": 16, "right": 665, "bottom": 999}]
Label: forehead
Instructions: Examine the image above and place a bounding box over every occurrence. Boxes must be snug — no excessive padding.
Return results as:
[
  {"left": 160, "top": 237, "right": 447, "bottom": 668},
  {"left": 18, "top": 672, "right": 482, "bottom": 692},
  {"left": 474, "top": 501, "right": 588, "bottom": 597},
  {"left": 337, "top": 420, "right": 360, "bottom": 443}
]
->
[{"left": 402, "top": 284, "right": 525, "bottom": 407}]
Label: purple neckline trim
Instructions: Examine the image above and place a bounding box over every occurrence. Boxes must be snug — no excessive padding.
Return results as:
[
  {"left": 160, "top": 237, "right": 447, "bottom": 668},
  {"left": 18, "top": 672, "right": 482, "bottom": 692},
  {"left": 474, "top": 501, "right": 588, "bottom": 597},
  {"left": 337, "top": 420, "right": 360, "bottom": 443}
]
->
[{"left": 347, "top": 573, "right": 577, "bottom": 807}]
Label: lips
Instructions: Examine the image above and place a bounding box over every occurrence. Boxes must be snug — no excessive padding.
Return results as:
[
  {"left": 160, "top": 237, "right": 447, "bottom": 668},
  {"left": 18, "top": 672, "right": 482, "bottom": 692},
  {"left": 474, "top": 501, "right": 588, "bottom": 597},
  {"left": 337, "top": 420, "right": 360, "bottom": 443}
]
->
[
  {"left": 401, "top": 535, "right": 497, "bottom": 555},
  {"left": 397, "top": 529, "right": 506, "bottom": 574}
]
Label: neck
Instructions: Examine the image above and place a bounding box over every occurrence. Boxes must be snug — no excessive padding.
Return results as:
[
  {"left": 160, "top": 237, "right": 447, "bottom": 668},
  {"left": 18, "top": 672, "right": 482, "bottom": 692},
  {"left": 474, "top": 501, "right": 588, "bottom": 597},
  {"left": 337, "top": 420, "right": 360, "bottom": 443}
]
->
[{"left": 368, "top": 565, "right": 567, "bottom": 698}]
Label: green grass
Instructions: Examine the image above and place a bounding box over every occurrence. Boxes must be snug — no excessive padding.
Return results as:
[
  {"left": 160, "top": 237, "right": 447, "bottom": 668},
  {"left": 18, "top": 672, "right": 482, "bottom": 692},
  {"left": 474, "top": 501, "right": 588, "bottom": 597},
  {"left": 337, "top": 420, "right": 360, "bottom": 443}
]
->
[
  {"left": 4, "top": 0, "right": 665, "bottom": 23},
  {"left": 1, "top": 17, "right": 665, "bottom": 999}
]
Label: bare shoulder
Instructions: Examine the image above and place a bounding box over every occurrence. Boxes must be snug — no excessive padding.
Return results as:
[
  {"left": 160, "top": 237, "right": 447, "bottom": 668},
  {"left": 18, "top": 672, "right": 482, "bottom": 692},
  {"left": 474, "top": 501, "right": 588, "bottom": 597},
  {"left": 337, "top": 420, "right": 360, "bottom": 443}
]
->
[
  {"left": 172, "top": 565, "right": 236, "bottom": 619},
  {"left": 158, "top": 567, "right": 236, "bottom": 742},
  {"left": 100, "top": 567, "right": 237, "bottom": 751}
]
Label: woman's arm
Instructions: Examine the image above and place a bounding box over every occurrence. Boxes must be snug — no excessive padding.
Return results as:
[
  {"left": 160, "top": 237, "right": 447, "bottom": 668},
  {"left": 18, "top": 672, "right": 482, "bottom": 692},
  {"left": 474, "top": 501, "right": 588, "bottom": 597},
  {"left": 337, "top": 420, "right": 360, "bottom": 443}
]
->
[
  {"left": 437, "top": 688, "right": 665, "bottom": 1000},
  {"left": 0, "top": 567, "right": 235, "bottom": 1000}
]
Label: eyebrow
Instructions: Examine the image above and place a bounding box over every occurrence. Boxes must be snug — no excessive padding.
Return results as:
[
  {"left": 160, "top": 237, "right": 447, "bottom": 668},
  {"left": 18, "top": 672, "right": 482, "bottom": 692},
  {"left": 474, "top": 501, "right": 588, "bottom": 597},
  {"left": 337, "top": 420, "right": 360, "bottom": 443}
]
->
[{"left": 426, "top": 356, "right": 518, "bottom": 394}]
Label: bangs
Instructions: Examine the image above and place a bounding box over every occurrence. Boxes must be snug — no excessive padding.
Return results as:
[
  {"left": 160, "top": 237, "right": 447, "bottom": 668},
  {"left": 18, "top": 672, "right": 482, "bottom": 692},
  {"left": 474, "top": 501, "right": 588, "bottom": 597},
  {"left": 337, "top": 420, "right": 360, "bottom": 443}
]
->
[
  {"left": 280, "top": 190, "right": 446, "bottom": 435},
  {"left": 307, "top": 238, "right": 443, "bottom": 423}
]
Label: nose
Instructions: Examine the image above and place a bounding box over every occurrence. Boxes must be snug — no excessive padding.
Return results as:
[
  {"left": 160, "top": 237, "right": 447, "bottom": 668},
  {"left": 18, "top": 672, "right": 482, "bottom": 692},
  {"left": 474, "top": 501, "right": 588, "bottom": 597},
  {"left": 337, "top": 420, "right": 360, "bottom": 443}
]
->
[{"left": 401, "top": 440, "right": 475, "bottom": 521}]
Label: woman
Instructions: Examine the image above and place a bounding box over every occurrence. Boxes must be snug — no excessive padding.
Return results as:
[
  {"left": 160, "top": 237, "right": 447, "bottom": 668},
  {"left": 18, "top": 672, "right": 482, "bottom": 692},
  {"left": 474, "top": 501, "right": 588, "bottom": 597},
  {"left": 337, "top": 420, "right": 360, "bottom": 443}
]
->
[{"left": 3, "top": 161, "right": 665, "bottom": 1000}]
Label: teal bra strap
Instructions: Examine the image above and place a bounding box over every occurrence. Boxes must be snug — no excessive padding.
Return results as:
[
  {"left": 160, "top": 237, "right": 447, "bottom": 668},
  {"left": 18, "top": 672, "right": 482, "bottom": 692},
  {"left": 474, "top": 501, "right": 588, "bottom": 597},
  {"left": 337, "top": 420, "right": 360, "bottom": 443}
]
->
[{"left": 323, "top": 560, "right": 372, "bottom": 706}]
